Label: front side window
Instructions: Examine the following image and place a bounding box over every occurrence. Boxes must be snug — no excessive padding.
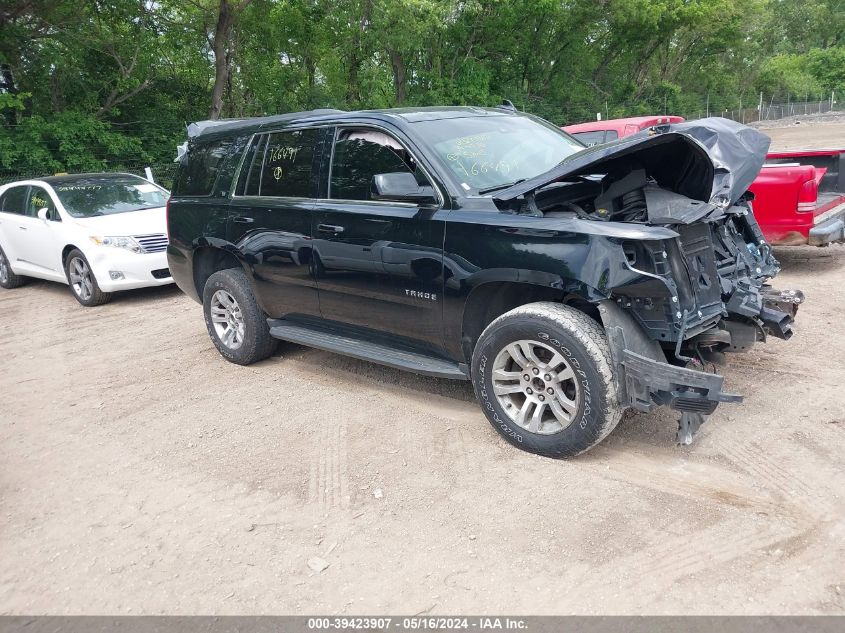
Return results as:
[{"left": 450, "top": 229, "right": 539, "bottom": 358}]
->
[
  {"left": 330, "top": 129, "right": 422, "bottom": 201},
  {"left": 413, "top": 114, "right": 584, "bottom": 194},
  {"left": 53, "top": 176, "right": 168, "bottom": 218},
  {"left": 27, "top": 186, "right": 59, "bottom": 220},
  {"left": 0, "top": 186, "right": 29, "bottom": 215},
  {"left": 257, "top": 128, "right": 320, "bottom": 198},
  {"left": 173, "top": 138, "right": 233, "bottom": 196}
]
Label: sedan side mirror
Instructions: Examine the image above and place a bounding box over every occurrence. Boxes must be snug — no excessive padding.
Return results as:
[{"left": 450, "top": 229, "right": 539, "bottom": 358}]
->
[
  {"left": 37, "top": 207, "right": 50, "bottom": 221},
  {"left": 371, "top": 172, "right": 437, "bottom": 205}
]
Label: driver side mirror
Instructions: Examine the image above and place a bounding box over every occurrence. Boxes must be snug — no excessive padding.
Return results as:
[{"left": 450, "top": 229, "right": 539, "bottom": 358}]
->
[
  {"left": 371, "top": 172, "right": 437, "bottom": 205},
  {"left": 37, "top": 207, "right": 50, "bottom": 221}
]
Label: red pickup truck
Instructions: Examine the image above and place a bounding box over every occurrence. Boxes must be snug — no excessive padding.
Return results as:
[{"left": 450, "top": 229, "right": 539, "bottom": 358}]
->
[{"left": 563, "top": 116, "right": 845, "bottom": 246}]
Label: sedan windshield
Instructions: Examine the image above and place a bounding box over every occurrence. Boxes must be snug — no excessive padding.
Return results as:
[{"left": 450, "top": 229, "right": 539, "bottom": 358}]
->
[
  {"left": 412, "top": 114, "right": 584, "bottom": 194},
  {"left": 53, "top": 175, "right": 168, "bottom": 218}
]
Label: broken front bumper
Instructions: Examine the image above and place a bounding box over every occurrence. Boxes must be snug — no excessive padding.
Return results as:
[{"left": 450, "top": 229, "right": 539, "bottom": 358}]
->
[
  {"left": 621, "top": 350, "right": 741, "bottom": 444},
  {"left": 598, "top": 300, "right": 741, "bottom": 445},
  {"left": 621, "top": 350, "right": 741, "bottom": 415}
]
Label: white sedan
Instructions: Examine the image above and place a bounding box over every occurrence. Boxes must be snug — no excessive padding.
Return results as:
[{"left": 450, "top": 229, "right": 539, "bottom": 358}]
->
[{"left": 0, "top": 173, "right": 173, "bottom": 306}]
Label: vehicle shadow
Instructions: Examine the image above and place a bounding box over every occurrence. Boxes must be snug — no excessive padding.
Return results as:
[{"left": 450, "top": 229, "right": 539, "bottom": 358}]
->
[
  {"left": 109, "top": 284, "right": 183, "bottom": 305},
  {"left": 773, "top": 245, "right": 845, "bottom": 274},
  {"left": 269, "top": 340, "right": 478, "bottom": 404},
  {"left": 12, "top": 278, "right": 183, "bottom": 306}
]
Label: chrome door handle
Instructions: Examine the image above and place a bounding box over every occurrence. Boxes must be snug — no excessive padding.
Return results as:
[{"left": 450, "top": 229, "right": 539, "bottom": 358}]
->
[
  {"left": 18, "top": 226, "right": 27, "bottom": 231},
  {"left": 317, "top": 224, "right": 345, "bottom": 233}
]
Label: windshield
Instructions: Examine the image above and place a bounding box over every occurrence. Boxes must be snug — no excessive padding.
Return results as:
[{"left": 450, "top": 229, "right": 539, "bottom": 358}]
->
[
  {"left": 53, "top": 176, "right": 168, "bottom": 218},
  {"left": 412, "top": 114, "right": 584, "bottom": 194}
]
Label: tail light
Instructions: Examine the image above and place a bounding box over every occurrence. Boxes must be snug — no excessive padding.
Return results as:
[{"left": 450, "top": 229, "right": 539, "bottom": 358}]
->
[
  {"left": 797, "top": 178, "right": 817, "bottom": 213},
  {"left": 165, "top": 197, "right": 172, "bottom": 238}
]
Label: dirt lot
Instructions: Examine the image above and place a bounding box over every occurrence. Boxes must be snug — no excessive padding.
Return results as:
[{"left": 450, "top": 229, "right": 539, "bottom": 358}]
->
[
  {"left": 1, "top": 122, "right": 844, "bottom": 615},
  {"left": 756, "top": 114, "right": 845, "bottom": 151}
]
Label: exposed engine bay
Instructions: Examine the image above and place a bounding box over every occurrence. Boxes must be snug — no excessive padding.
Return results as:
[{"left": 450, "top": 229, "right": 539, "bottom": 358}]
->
[{"left": 492, "top": 117, "right": 804, "bottom": 444}]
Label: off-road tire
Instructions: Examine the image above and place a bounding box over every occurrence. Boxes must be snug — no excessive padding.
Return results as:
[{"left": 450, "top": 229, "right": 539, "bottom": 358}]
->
[
  {"left": 471, "top": 302, "right": 623, "bottom": 457},
  {"left": 0, "top": 245, "right": 26, "bottom": 289},
  {"left": 64, "top": 249, "right": 112, "bottom": 306},
  {"left": 203, "top": 267, "right": 278, "bottom": 365}
]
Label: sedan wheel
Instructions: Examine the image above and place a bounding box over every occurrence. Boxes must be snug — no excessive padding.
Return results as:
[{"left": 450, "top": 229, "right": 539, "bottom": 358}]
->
[
  {"left": 0, "top": 250, "right": 8, "bottom": 285},
  {"left": 63, "top": 248, "right": 111, "bottom": 306},
  {"left": 0, "top": 246, "right": 26, "bottom": 289},
  {"left": 69, "top": 257, "right": 95, "bottom": 301}
]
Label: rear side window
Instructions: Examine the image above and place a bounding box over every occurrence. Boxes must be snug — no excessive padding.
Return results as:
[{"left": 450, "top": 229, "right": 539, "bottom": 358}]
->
[
  {"left": 173, "top": 139, "right": 233, "bottom": 196},
  {"left": 0, "top": 186, "right": 29, "bottom": 215},
  {"left": 257, "top": 129, "right": 320, "bottom": 198}
]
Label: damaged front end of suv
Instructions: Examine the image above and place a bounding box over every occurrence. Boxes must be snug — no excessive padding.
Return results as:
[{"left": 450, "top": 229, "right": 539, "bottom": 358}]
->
[{"left": 493, "top": 118, "right": 803, "bottom": 444}]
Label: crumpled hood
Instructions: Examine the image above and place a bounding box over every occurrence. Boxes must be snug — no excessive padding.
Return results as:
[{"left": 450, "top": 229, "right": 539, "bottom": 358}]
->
[
  {"left": 494, "top": 117, "right": 770, "bottom": 206},
  {"left": 647, "top": 117, "right": 771, "bottom": 205}
]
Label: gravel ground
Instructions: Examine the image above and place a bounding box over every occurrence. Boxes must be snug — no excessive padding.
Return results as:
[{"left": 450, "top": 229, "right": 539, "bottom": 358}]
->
[
  {"left": 755, "top": 113, "right": 845, "bottom": 151},
  {"left": 1, "top": 125, "right": 844, "bottom": 616}
]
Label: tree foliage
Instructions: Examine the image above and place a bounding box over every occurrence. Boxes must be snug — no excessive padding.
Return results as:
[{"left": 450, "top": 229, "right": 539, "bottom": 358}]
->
[{"left": 0, "top": 0, "right": 843, "bottom": 174}]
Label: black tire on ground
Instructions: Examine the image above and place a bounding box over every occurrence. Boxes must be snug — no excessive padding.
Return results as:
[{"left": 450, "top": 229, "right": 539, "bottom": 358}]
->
[
  {"left": 64, "top": 249, "right": 112, "bottom": 306},
  {"left": 471, "top": 302, "right": 623, "bottom": 458},
  {"left": 0, "top": 245, "right": 27, "bottom": 289},
  {"left": 202, "top": 267, "right": 278, "bottom": 365}
]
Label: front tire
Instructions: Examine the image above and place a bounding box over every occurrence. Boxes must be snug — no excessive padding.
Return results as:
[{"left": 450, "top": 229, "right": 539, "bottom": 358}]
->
[
  {"left": 0, "top": 245, "right": 26, "bottom": 289},
  {"left": 471, "top": 302, "right": 622, "bottom": 457},
  {"left": 65, "top": 249, "right": 112, "bottom": 306},
  {"left": 203, "top": 268, "right": 278, "bottom": 365}
]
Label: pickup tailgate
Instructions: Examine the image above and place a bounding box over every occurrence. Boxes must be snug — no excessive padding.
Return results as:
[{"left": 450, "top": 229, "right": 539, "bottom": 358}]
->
[{"left": 753, "top": 149, "right": 845, "bottom": 245}]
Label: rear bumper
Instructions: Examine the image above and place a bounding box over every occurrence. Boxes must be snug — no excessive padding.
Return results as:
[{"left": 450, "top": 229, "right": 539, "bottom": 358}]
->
[{"left": 808, "top": 202, "right": 845, "bottom": 246}]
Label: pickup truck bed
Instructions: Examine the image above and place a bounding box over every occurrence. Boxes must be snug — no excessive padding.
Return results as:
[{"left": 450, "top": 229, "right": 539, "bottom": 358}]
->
[{"left": 750, "top": 149, "right": 845, "bottom": 246}]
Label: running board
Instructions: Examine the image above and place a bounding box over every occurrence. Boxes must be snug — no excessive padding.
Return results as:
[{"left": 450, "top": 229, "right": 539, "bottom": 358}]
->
[{"left": 267, "top": 319, "right": 469, "bottom": 380}]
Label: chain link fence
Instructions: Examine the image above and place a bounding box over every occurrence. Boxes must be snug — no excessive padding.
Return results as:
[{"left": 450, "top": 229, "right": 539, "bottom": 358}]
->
[{"left": 683, "top": 99, "right": 842, "bottom": 125}]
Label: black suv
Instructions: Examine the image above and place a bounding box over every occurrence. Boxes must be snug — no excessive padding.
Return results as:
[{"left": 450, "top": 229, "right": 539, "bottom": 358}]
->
[{"left": 167, "top": 107, "right": 801, "bottom": 457}]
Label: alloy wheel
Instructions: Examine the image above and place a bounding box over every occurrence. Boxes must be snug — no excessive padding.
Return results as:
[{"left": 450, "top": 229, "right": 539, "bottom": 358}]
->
[
  {"left": 210, "top": 289, "right": 246, "bottom": 350},
  {"left": 68, "top": 257, "right": 94, "bottom": 301},
  {"left": 0, "top": 250, "right": 8, "bottom": 285},
  {"left": 491, "top": 339, "right": 581, "bottom": 435}
]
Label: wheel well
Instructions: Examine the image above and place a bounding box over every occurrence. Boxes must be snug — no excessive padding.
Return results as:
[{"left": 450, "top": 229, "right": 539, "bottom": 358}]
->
[
  {"left": 460, "top": 281, "right": 601, "bottom": 362},
  {"left": 61, "top": 244, "right": 80, "bottom": 265},
  {"left": 192, "top": 247, "right": 243, "bottom": 297}
]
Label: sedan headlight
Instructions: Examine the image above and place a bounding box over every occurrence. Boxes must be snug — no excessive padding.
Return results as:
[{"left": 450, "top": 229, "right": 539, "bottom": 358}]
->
[{"left": 90, "top": 236, "right": 143, "bottom": 253}]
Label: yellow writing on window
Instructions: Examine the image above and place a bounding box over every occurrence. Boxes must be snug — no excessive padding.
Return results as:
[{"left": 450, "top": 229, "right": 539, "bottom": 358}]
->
[{"left": 268, "top": 145, "right": 301, "bottom": 164}]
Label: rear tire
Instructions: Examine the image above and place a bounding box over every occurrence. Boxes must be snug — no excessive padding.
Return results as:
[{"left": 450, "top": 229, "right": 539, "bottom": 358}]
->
[
  {"left": 0, "top": 245, "right": 26, "bottom": 289},
  {"left": 471, "top": 302, "right": 622, "bottom": 457},
  {"left": 65, "top": 249, "right": 112, "bottom": 306},
  {"left": 203, "top": 267, "right": 278, "bottom": 365}
]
